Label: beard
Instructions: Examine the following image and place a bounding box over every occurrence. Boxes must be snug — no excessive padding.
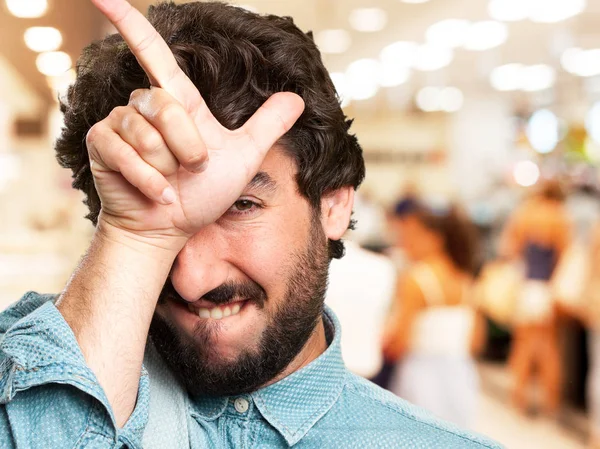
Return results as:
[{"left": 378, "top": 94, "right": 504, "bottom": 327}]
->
[{"left": 148, "top": 216, "right": 330, "bottom": 397}]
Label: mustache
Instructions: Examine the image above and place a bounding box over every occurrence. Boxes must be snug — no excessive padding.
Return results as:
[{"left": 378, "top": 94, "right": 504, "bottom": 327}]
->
[{"left": 160, "top": 278, "right": 267, "bottom": 308}]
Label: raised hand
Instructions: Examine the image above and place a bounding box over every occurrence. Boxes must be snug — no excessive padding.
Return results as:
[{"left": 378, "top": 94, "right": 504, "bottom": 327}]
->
[{"left": 87, "top": 0, "right": 304, "bottom": 245}]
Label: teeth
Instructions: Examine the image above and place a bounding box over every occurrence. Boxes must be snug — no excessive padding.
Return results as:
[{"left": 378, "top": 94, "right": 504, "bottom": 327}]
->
[
  {"left": 210, "top": 308, "right": 223, "bottom": 319},
  {"left": 192, "top": 302, "right": 244, "bottom": 319}
]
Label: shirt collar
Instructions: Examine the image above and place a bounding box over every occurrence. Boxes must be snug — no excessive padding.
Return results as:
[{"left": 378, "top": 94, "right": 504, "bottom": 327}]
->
[{"left": 251, "top": 306, "right": 347, "bottom": 446}]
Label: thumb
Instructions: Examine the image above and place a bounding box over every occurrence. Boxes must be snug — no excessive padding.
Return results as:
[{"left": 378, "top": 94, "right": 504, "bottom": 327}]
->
[{"left": 238, "top": 92, "right": 305, "bottom": 155}]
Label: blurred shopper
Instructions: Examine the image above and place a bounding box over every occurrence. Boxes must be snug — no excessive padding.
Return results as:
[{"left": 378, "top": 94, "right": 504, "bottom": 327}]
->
[
  {"left": 326, "top": 239, "right": 396, "bottom": 379},
  {"left": 382, "top": 202, "right": 485, "bottom": 428},
  {"left": 501, "top": 181, "right": 570, "bottom": 415}
]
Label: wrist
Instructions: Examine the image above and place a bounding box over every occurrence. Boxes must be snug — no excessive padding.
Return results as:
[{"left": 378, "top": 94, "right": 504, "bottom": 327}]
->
[{"left": 96, "top": 214, "right": 188, "bottom": 258}]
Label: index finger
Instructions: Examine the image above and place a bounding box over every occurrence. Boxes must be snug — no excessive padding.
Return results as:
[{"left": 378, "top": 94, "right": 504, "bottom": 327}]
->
[{"left": 91, "top": 0, "right": 201, "bottom": 112}]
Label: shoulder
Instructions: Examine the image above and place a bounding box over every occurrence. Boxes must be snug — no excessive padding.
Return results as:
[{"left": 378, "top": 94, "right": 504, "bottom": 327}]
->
[
  {"left": 327, "top": 373, "right": 502, "bottom": 448},
  {"left": 0, "top": 291, "right": 56, "bottom": 334}
]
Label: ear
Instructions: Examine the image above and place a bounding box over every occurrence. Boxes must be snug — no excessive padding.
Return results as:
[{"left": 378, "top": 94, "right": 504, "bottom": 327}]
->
[{"left": 320, "top": 187, "right": 355, "bottom": 241}]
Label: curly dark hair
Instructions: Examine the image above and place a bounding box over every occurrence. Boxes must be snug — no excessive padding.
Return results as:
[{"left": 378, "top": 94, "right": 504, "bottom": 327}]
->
[{"left": 55, "top": 1, "right": 365, "bottom": 259}]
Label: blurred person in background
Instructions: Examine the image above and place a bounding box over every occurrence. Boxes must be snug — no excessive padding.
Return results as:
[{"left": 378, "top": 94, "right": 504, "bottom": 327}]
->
[
  {"left": 384, "top": 192, "right": 420, "bottom": 269},
  {"left": 501, "top": 180, "right": 570, "bottom": 416},
  {"left": 382, "top": 202, "right": 486, "bottom": 428}
]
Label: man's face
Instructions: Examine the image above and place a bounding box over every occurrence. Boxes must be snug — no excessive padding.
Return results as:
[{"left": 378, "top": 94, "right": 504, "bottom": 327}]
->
[{"left": 149, "top": 148, "right": 330, "bottom": 396}]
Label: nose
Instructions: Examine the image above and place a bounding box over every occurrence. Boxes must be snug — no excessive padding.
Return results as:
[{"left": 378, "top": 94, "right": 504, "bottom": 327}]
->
[{"left": 170, "top": 223, "right": 236, "bottom": 302}]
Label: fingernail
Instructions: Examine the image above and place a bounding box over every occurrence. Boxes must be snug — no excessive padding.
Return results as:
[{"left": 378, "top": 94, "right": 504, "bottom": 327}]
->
[{"left": 161, "top": 187, "right": 176, "bottom": 205}]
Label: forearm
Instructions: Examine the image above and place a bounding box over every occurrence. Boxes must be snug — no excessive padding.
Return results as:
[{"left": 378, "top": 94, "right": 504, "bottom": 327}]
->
[{"left": 56, "top": 219, "right": 182, "bottom": 427}]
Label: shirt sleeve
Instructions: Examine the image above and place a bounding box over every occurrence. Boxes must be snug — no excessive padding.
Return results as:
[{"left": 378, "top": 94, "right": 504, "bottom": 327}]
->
[{"left": 0, "top": 294, "right": 150, "bottom": 448}]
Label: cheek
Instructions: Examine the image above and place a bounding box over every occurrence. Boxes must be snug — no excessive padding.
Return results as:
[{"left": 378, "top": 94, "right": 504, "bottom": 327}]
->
[{"left": 228, "top": 213, "right": 311, "bottom": 299}]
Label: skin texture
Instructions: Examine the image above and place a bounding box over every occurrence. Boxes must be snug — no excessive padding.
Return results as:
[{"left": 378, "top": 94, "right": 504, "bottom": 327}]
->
[{"left": 56, "top": 0, "right": 354, "bottom": 428}]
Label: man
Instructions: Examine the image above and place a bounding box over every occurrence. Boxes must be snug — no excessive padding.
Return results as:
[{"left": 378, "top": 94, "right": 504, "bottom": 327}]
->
[{"left": 0, "top": 1, "right": 501, "bottom": 447}]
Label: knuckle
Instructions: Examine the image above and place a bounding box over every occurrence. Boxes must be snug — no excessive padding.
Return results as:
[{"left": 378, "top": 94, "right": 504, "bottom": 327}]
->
[
  {"left": 156, "top": 102, "right": 183, "bottom": 126},
  {"left": 85, "top": 124, "right": 101, "bottom": 146},
  {"left": 137, "top": 130, "right": 164, "bottom": 157},
  {"left": 129, "top": 88, "right": 149, "bottom": 105},
  {"left": 108, "top": 106, "right": 128, "bottom": 122}
]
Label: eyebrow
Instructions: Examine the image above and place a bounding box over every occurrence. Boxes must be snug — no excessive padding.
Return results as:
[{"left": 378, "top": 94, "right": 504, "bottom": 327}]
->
[{"left": 245, "top": 171, "right": 278, "bottom": 194}]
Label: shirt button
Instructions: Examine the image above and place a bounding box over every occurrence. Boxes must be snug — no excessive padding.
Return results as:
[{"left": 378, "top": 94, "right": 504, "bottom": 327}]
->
[{"left": 234, "top": 397, "right": 249, "bottom": 413}]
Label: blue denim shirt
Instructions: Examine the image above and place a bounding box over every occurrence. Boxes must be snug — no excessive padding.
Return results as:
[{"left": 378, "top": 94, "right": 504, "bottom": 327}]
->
[{"left": 0, "top": 292, "right": 502, "bottom": 448}]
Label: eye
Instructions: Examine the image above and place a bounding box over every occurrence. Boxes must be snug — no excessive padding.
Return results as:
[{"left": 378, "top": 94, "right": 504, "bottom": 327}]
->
[
  {"left": 233, "top": 200, "right": 255, "bottom": 211},
  {"left": 226, "top": 198, "right": 263, "bottom": 217}
]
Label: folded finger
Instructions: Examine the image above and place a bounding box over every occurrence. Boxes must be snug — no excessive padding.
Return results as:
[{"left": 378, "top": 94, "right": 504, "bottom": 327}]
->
[
  {"left": 130, "top": 88, "right": 208, "bottom": 173},
  {"left": 109, "top": 106, "right": 180, "bottom": 176},
  {"left": 87, "top": 124, "right": 176, "bottom": 205}
]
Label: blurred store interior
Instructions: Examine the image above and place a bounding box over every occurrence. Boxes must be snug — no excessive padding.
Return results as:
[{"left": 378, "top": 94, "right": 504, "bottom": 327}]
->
[{"left": 4, "top": 0, "right": 600, "bottom": 447}]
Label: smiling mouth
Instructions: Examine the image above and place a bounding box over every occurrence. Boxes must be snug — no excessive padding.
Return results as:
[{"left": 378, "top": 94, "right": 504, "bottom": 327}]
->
[{"left": 187, "top": 299, "right": 248, "bottom": 320}]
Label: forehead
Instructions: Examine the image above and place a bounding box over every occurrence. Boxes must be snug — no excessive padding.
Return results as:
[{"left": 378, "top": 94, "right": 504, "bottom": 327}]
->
[{"left": 254, "top": 146, "right": 298, "bottom": 186}]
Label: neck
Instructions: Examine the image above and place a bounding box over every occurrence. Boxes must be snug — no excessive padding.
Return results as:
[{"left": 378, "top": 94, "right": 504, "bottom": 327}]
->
[{"left": 262, "top": 317, "right": 327, "bottom": 388}]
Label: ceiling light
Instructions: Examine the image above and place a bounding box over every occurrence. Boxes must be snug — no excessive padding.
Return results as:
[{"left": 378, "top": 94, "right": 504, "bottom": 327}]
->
[
  {"left": 439, "top": 87, "right": 464, "bottom": 112},
  {"left": 315, "top": 29, "right": 351, "bottom": 54},
  {"left": 415, "top": 86, "right": 463, "bottom": 112},
  {"left": 578, "top": 49, "right": 600, "bottom": 77},
  {"left": 416, "top": 87, "right": 442, "bottom": 112},
  {"left": 561, "top": 48, "right": 600, "bottom": 77},
  {"left": 36, "top": 51, "right": 72, "bottom": 77},
  {"left": 464, "top": 21, "right": 508, "bottom": 51},
  {"left": 379, "top": 41, "right": 418, "bottom": 67},
  {"left": 488, "top": 0, "right": 587, "bottom": 24},
  {"left": 426, "top": 19, "right": 471, "bottom": 49},
  {"left": 349, "top": 8, "right": 388, "bottom": 33},
  {"left": 561, "top": 47, "right": 583, "bottom": 74},
  {"left": 24, "top": 27, "right": 63, "bottom": 53},
  {"left": 414, "top": 44, "right": 454, "bottom": 71},
  {"left": 5, "top": 0, "right": 48, "bottom": 18},
  {"left": 526, "top": 109, "right": 559, "bottom": 153},
  {"left": 520, "top": 64, "right": 555, "bottom": 91},
  {"left": 488, "top": 0, "right": 528, "bottom": 22},
  {"left": 490, "top": 63, "right": 524, "bottom": 91},
  {"left": 513, "top": 160, "right": 540, "bottom": 187},
  {"left": 528, "top": 0, "right": 587, "bottom": 23},
  {"left": 329, "top": 72, "right": 351, "bottom": 108},
  {"left": 490, "top": 63, "right": 555, "bottom": 92},
  {"left": 345, "top": 59, "right": 380, "bottom": 100}
]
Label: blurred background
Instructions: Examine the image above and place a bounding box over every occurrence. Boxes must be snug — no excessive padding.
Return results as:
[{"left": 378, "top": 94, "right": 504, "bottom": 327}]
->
[{"left": 3, "top": 0, "right": 600, "bottom": 447}]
